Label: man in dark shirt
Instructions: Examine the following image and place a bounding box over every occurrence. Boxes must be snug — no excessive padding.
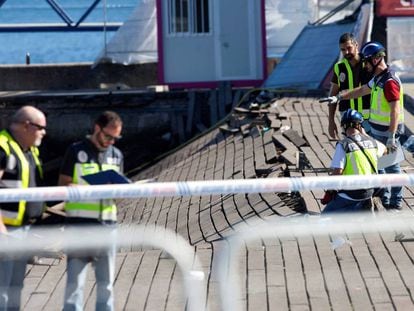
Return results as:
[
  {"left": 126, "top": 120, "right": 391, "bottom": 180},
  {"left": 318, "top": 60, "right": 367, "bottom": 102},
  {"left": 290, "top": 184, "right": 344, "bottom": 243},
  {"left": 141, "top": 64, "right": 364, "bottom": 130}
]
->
[
  {"left": 0, "top": 105, "right": 47, "bottom": 310},
  {"left": 328, "top": 33, "right": 372, "bottom": 139},
  {"left": 59, "top": 111, "right": 123, "bottom": 311}
]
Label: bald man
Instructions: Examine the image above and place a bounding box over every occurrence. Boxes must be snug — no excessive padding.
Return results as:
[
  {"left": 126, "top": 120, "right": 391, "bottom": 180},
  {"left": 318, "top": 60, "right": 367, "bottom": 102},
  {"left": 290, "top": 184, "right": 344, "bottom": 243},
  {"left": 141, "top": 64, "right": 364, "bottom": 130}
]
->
[{"left": 0, "top": 105, "right": 47, "bottom": 310}]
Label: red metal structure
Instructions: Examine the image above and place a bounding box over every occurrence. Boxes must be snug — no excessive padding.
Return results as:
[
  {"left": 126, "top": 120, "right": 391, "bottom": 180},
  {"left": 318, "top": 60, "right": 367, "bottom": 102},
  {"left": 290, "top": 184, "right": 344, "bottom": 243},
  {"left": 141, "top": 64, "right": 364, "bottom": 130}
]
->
[{"left": 376, "top": 0, "right": 414, "bottom": 17}]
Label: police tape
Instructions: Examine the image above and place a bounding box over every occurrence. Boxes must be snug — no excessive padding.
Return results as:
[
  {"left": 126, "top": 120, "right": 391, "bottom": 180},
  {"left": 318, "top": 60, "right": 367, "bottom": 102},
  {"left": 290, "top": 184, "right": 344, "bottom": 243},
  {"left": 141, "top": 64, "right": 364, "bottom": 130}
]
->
[
  {"left": 1, "top": 209, "right": 414, "bottom": 310},
  {"left": 0, "top": 173, "right": 412, "bottom": 202}
]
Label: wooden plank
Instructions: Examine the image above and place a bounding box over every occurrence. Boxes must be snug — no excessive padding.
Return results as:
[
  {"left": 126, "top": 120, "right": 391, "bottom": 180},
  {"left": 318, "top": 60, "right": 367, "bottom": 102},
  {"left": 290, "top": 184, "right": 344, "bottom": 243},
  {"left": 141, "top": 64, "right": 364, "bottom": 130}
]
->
[
  {"left": 247, "top": 245, "right": 267, "bottom": 310},
  {"left": 263, "top": 142, "right": 278, "bottom": 164},
  {"left": 297, "top": 236, "right": 331, "bottom": 310},
  {"left": 313, "top": 235, "right": 353, "bottom": 310},
  {"left": 145, "top": 258, "right": 176, "bottom": 310},
  {"left": 164, "top": 264, "right": 186, "bottom": 310},
  {"left": 234, "top": 107, "right": 250, "bottom": 114},
  {"left": 209, "top": 90, "right": 218, "bottom": 125},
  {"left": 186, "top": 91, "right": 196, "bottom": 135},
  {"left": 218, "top": 82, "right": 227, "bottom": 119},
  {"left": 282, "top": 129, "right": 307, "bottom": 147},
  {"left": 176, "top": 113, "right": 186, "bottom": 143},
  {"left": 272, "top": 133, "right": 298, "bottom": 153},
  {"left": 23, "top": 259, "right": 65, "bottom": 310},
  {"left": 282, "top": 240, "right": 309, "bottom": 306},
  {"left": 123, "top": 250, "right": 162, "bottom": 310},
  {"left": 272, "top": 133, "right": 298, "bottom": 166},
  {"left": 334, "top": 242, "right": 373, "bottom": 310},
  {"left": 301, "top": 190, "right": 321, "bottom": 214},
  {"left": 269, "top": 116, "right": 281, "bottom": 130},
  {"left": 39, "top": 259, "right": 67, "bottom": 311},
  {"left": 114, "top": 252, "right": 144, "bottom": 310},
  {"left": 219, "top": 123, "right": 240, "bottom": 133},
  {"left": 232, "top": 89, "right": 243, "bottom": 108}
]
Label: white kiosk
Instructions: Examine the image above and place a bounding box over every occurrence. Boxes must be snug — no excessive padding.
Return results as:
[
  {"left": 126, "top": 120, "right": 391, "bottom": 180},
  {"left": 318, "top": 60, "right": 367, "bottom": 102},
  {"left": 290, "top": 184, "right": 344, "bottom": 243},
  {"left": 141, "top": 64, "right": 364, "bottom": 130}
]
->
[{"left": 156, "top": 0, "right": 266, "bottom": 88}]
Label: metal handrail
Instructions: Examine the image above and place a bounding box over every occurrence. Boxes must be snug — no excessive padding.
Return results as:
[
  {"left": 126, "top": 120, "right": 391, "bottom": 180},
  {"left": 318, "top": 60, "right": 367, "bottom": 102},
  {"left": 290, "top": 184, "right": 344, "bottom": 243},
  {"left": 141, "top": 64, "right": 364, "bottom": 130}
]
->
[
  {"left": 0, "top": 0, "right": 122, "bottom": 32},
  {"left": 312, "top": 0, "right": 357, "bottom": 26},
  {"left": 0, "top": 224, "right": 207, "bottom": 311}
]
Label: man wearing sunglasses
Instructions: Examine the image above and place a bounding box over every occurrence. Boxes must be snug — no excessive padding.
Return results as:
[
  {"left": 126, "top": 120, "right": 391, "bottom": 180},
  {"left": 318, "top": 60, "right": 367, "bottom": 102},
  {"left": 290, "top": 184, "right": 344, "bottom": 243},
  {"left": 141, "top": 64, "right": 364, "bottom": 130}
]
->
[
  {"left": 326, "top": 33, "right": 373, "bottom": 139},
  {"left": 0, "top": 105, "right": 47, "bottom": 310},
  {"left": 58, "top": 111, "right": 123, "bottom": 311},
  {"left": 321, "top": 41, "right": 405, "bottom": 211}
]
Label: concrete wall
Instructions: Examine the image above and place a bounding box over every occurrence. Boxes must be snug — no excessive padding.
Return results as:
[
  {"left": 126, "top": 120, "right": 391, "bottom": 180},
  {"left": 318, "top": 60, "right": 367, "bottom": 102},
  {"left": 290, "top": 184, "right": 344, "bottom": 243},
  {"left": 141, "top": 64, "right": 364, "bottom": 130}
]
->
[{"left": 0, "top": 62, "right": 158, "bottom": 91}]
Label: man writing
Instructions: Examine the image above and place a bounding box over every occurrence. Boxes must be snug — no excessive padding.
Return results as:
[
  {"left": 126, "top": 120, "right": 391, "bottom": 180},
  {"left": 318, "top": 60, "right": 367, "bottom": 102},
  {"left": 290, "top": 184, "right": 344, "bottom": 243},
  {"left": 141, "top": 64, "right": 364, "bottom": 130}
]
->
[
  {"left": 0, "top": 106, "right": 47, "bottom": 310},
  {"left": 59, "top": 111, "right": 123, "bottom": 311},
  {"left": 322, "top": 41, "right": 404, "bottom": 210}
]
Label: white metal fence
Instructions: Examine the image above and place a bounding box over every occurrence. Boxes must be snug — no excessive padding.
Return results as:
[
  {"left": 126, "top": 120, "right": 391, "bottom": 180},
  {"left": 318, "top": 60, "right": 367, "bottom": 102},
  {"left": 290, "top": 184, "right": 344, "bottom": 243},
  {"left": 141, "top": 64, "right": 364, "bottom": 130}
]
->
[{"left": 1, "top": 174, "right": 414, "bottom": 310}]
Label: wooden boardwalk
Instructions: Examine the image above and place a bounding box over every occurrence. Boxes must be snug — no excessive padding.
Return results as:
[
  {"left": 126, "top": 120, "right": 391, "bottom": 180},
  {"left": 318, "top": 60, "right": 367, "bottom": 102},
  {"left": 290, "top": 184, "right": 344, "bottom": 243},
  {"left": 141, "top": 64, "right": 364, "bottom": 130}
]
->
[{"left": 20, "top": 95, "right": 414, "bottom": 310}]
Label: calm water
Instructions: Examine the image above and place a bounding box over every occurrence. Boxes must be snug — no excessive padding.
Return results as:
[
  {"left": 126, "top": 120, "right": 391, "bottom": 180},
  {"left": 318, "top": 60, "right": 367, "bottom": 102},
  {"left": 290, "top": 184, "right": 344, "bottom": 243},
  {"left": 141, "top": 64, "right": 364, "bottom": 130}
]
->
[{"left": 0, "top": 0, "right": 137, "bottom": 64}]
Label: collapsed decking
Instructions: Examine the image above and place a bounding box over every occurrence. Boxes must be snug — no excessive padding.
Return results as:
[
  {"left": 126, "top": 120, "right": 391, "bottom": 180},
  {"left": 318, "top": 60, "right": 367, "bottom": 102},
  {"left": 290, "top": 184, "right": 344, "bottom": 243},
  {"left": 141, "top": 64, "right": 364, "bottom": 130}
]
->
[{"left": 17, "top": 94, "right": 414, "bottom": 310}]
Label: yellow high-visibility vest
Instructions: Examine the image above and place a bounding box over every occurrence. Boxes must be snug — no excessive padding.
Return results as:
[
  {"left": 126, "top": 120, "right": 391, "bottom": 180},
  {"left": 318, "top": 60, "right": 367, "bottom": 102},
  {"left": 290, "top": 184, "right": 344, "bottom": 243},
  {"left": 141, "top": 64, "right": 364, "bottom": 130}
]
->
[
  {"left": 0, "top": 130, "right": 42, "bottom": 226},
  {"left": 65, "top": 163, "right": 120, "bottom": 221},
  {"left": 370, "top": 72, "right": 404, "bottom": 127},
  {"left": 340, "top": 136, "right": 378, "bottom": 176},
  {"left": 334, "top": 59, "right": 370, "bottom": 119}
]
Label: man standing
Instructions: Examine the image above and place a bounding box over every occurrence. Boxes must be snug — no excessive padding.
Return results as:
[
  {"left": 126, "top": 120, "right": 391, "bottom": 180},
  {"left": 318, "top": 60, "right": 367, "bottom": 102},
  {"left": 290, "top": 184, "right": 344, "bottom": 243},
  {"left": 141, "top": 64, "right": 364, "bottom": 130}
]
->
[
  {"left": 0, "top": 106, "right": 47, "bottom": 310},
  {"left": 322, "top": 109, "right": 386, "bottom": 214},
  {"left": 322, "top": 41, "right": 405, "bottom": 210},
  {"left": 59, "top": 111, "right": 123, "bottom": 311},
  {"left": 327, "top": 33, "right": 372, "bottom": 139}
]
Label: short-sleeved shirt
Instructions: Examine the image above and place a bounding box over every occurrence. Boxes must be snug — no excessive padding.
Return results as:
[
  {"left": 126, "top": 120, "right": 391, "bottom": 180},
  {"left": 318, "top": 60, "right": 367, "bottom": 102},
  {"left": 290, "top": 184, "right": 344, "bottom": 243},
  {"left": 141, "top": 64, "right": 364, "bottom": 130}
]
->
[
  {"left": 331, "top": 134, "right": 386, "bottom": 169},
  {"left": 331, "top": 59, "right": 372, "bottom": 113},
  {"left": 60, "top": 138, "right": 124, "bottom": 224},
  {"left": 331, "top": 133, "right": 386, "bottom": 201},
  {"left": 367, "top": 76, "right": 401, "bottom": 102},
  {"left": 331, "top": 60, "right": 370, "bottom": 86},
  {"left": 60, "top": 138, "right": 124, "bottom": 178}
]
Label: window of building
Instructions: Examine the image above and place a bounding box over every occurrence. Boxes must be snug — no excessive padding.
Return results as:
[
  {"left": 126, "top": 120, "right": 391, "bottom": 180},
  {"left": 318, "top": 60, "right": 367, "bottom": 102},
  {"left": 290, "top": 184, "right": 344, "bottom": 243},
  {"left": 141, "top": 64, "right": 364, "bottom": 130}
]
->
[{"left": 168, "top": 0, "right": 210, "bottom": 34}]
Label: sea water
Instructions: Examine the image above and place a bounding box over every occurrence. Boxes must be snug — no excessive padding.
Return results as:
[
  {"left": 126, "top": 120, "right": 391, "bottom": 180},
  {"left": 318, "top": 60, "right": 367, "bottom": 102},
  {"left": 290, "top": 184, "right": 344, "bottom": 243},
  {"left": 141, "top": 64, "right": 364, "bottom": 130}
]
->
[{"left": 0, "top": 0, "right": 137, "bottom": 64}]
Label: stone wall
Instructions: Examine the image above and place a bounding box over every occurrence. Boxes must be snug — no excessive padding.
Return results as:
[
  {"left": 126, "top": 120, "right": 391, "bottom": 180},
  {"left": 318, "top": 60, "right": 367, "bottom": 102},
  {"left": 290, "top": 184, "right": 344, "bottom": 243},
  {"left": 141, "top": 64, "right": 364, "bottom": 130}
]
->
[{"left": 0, "top": 62, "right": 158, "bottom": 91}]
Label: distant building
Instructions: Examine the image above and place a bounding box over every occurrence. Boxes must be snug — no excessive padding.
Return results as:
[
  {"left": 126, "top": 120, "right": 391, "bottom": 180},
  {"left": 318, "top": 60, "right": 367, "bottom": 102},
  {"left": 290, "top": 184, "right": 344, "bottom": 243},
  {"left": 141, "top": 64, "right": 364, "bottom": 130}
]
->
[{"left": 377, "top": 0, "right": 414, "bottom": 80}]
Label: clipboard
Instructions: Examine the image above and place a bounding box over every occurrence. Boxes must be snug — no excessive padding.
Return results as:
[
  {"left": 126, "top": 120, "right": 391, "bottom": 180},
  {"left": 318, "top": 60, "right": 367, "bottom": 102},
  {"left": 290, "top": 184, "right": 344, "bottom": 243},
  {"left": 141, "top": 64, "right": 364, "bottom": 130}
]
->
[
  {"left": 81, "top": 170, "right": 131, "bottom": 185},
  {"left": 377, "top": 146, "right": 405, "bottom": 170}
]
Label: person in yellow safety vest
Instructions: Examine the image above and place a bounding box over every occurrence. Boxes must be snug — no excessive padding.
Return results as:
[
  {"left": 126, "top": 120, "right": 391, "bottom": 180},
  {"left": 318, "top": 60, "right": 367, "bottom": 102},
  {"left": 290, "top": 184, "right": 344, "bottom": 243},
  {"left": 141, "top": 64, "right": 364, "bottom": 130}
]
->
[
  {"left": 327, "top": 33, "right": 373, "bottom": 139},
  {"left": 322, "top": 109, "right": 386, "bottom": 214},
  {"left": 0, "top": 106, "right": 47, "bottom": 310},
  {"left": 58, "top": 111, "right": 123, "bottom": 311},
  {"left": 321, "top": 41, "right": 405, "bottom": 210}
]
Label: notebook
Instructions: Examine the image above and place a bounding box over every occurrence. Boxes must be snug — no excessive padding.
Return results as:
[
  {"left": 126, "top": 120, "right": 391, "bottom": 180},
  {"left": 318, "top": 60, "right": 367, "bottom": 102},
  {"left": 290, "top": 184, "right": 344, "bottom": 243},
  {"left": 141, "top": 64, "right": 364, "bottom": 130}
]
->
[{"left": 81, "top": 170, "right": 130, "bottom": 185}]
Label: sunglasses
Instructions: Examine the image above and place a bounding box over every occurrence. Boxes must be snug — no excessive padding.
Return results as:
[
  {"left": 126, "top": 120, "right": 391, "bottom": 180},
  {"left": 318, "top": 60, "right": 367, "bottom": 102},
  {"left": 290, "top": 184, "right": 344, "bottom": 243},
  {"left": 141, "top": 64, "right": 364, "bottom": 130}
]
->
[
  {"left": 100, "top": 127, "right": 122, "bottom": 142},
  {"left": 28, "top": 121, "right": 46, "bottom": 131}
]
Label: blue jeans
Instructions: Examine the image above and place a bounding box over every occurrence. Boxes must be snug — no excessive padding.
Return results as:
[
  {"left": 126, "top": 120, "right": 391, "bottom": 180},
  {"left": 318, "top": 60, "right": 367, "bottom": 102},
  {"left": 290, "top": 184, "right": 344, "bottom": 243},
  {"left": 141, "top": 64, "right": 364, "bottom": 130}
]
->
[
  {"left": 370, "top": 131, "right": 403, "bottom": 207},
  {"left": 0, "top": 226, "right": 30, "bottom": 311},
  {"left": 322, "top": 194, "right": 370, "bottom": 214},
  {"left": 63, "top": 227, "right": 116, "bottom": 311},
  {"left": 362, "top": 120, "right": 371, "bottom": 135}
]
